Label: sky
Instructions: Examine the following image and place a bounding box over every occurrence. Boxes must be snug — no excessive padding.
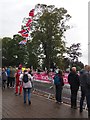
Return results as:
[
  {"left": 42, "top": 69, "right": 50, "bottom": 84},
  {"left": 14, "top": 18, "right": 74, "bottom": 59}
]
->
[{"left": 0, "top": 0, "right": 89, "bottom": 65}]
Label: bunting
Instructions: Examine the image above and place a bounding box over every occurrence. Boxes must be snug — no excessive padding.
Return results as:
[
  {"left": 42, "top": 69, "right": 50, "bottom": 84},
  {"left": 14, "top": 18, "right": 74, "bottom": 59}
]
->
[
  {"left": 26, "top": 19, "right": 32, "bottom": 27},
  {"left": 29, "top": 9, "right": 34, "bottom": 17},
  {"left": 18, "top": 29, "right": 26, "bottom": 34},
  {"left": 19, "top": 40, "right": 27, "bottom": 45},
  {"left": 17, "top": 5, "right": 37, "bottom": 45}
]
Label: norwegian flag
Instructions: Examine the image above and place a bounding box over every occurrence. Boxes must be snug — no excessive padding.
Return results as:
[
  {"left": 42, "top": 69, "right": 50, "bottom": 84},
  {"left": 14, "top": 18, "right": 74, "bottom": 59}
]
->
[
  {"left": 21, "top": 33, "right": 29, "bottom": 37},
  {"left": 18, "top": 29, "right": 26, "bottom": 34},
  {"left": 29, "top": 9, "right": 34, "bottom": 17},
  {"left": 27, "top": 27, "right": 30, "bottom": 31},
  {"left": 19, "top": 40, "right": 27, "bottom": 45},
  {"left": 26, "top": 19, "right": 32, "bottom": 27},
  {"left": 20, "top": 30, "right": 29, "bottom": 37}
]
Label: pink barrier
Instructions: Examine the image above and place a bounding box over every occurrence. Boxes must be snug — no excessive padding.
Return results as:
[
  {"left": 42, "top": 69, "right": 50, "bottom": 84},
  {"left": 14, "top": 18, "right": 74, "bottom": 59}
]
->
[{"left": 33, "top": 72, "right": 69, "bottom": 84}]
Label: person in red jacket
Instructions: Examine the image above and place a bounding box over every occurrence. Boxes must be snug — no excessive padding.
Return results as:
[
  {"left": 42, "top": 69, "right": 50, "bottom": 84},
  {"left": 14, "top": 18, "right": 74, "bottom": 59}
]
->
[{"left": 15, "top": 67, "right": 22, "bottom": 95}]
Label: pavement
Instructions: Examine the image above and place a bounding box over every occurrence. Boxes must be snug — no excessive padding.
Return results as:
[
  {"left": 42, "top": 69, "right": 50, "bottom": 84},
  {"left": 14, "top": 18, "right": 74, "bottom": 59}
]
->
[
  {"left": 2, "top": 87, "right": 88, "bottom": 118},
  {"left": 32, "top": 81, "right": 86, "bottom": 107}
]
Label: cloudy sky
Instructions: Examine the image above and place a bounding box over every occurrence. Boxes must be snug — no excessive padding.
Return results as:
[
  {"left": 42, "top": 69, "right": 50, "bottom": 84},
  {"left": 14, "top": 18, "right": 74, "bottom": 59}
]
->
[{"left": 0, "top": 0, "right": 89, "bottom": 65}]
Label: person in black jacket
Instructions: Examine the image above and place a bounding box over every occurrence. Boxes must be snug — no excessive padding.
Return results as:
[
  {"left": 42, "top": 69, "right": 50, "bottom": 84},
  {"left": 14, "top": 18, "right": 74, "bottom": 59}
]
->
[{"left": 68, "top": 67, "right": 80, "bottom": 109}]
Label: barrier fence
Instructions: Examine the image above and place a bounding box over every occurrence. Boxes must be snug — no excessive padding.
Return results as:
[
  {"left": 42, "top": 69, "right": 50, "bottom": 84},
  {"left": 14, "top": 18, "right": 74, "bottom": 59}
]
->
[{"left": 33, "top": 71, "right": 69, "bottom": 84}]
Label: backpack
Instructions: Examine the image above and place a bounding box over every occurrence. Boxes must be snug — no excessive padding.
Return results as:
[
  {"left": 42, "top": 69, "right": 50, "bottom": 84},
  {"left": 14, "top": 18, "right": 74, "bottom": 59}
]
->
[
  {"left": 23, "top": 74, "right": 28, "bottom": 83},
  {"left": 86, "top": 72, "right": 90, "bottom": 86},
  {"left": 54, "top": 74, "right": 60, "bottom": 85}
]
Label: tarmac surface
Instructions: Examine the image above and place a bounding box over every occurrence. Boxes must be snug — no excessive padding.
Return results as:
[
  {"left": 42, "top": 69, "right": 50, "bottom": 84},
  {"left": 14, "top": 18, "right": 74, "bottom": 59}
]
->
[{"left": 2, "top": 87, "right": 88, "bottom": 118}]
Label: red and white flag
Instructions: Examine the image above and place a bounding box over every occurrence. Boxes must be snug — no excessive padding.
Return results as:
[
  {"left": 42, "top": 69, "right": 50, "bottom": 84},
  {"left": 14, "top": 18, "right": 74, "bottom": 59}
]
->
[
  {"left": 18, "top": 29, "right": 29, "bottom": 38},
  {"left": 19, "top": 40, "right": 27, "bottom": 45},
  {"left": 21, "top": 33, "right": 29, "bottom": 37},
  {"left": 26, "top": 19, "right": 32, "bottom": 27},
  {"left": 18, "top": 29, "right": 26, "bottom": 34},
  {"left": 29, "top": 9, "right": 34, "bottom": 17}
]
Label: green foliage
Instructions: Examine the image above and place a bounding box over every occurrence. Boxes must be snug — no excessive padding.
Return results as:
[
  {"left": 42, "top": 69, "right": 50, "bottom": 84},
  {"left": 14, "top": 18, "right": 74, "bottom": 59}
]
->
[
  {"left": 2, "top": 35, "right": 39, "bottom": 68},
  {"left": 31, "top": 4, "right": 71, "bottom": 69},
  {"left": 67, "top": 43, "right": 82, "bottom": 62},
  {"left": 2, "top": 36, "right": 25, "bottom": 66}
]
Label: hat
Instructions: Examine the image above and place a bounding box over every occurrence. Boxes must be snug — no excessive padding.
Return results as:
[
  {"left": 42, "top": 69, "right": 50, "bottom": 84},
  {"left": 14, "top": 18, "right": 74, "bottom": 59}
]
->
[{"left": 19, "top": 64, "right": 22, "bottom": 69}]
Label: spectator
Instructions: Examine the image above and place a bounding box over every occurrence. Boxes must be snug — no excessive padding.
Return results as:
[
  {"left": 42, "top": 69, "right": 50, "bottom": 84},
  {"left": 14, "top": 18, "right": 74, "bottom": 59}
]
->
[
  {"left": 79, "top": 65, "right": 88, "bottom": 113},
  {"left": 9, "top": 67, "right": 16, "bottom": 88},
  {"left": 2, "top": 67, "right": 7, "bottom": 89},
  {"left": 6, "top": 67, "right": 10, "bottom": 88},
  {"left": 68, "top": 67, "right": 80, "bottom": 109},
  {"left": 54, "top": 70, "right": 64, "bottom": 104},
  {"left": 15, "top": 67, "right": 22, "bottom": 95},
  {"left": 84, "top": 65, "right": 90, "bottom": 118},
  {"left": 19, "top": 70, "right": 33, "bottom": 105}
]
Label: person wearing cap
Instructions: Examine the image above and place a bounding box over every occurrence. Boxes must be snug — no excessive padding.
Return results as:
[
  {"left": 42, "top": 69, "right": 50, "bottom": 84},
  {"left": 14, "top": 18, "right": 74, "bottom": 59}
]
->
[{"left": 68, "top": 67, "right": 80, "bottom": 109}]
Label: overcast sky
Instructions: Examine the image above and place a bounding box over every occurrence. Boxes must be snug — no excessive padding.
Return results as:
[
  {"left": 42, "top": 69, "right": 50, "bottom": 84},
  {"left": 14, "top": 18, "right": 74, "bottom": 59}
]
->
[{"left": 0, "top": 0, "right": 89, "bottom": 65}]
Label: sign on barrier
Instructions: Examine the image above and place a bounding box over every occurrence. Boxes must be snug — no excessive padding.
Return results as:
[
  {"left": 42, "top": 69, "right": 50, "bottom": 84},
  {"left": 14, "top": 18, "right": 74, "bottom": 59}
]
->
[{"left": 33, "top": 72, "right": 69, "bottom": 84}]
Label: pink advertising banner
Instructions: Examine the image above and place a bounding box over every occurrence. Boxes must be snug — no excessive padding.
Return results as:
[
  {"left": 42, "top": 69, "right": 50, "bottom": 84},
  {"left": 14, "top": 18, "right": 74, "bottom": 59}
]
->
[{"left": 33, "top": 72, "right": 69, "bottom": 84}]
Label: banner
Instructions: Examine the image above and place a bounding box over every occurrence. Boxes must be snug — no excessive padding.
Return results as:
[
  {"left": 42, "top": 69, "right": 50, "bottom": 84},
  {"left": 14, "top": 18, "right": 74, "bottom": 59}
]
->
[{"left": 33, "top": 72, "right": 69, "bottom": 84}]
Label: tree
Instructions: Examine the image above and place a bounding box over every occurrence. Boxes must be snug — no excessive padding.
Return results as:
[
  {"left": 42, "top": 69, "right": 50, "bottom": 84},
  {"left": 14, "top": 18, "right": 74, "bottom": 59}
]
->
[
  {"left": 26, "top": 40, "right": 40, "bottom": 69},
  {"left": 2, "top": 35, "right": 40, "bottom": 68},
  {"left": 66, "top": 43, "right": 82, "bottom": 69},
  {"left": 2, "top": 36, "right": 26, "bottom": 67},
  {"left": 67, "top": 43, "right": 82, "bottom": 62},
  {"left": 31, "top": 4, "right": 71, "bottom": 69}
]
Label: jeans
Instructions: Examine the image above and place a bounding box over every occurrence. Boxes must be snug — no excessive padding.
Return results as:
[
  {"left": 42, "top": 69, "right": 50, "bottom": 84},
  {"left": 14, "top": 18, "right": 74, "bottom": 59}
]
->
[
  {"left": 9, "top": 77, "right": 13, "bottom": 87},
  {"left": 23, "top": 88, "right": 31, "bottom": 103},
  {"left": 12, "top": 77, "right": 15, "bottom": 87},
  {"left": 80, "top": 86, "right": 86, "bottom": 111},
  {"left": 7, "top": 77, "right": 10, "bottom": 87}
]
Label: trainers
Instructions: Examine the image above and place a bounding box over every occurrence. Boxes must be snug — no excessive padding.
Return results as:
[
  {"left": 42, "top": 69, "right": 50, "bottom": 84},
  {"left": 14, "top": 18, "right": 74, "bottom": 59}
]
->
[
  {"left": 60, "top": 101, "right": 63, "bottom": 104},
  {"left": 55, "top": 100, "right": 58, "bottom": 103},
  {"left": 15, "top": 93, "right": 18, "bottom": 96},
  {"left": 24, "top": 101, "right": 26, "bottom": 104},
  {"left": 19, "top": 93, "right": 21, "bottom": 95},
  {"left": 58, "top": 102, "right": 63, "bottom": 105},
  {"left": 80, "top": 109, "right": 83, "bottom": 113}
]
